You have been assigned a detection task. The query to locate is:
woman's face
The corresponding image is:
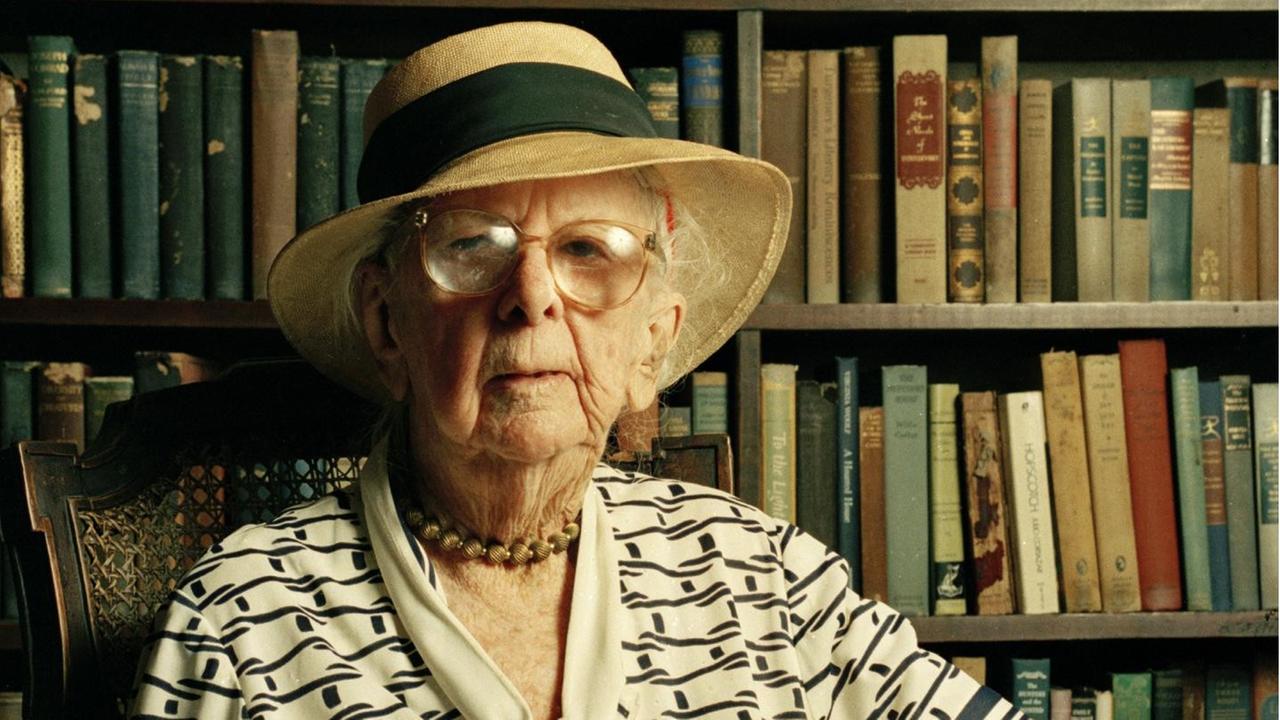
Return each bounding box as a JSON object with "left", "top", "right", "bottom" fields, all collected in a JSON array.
[{"left": 364, "top": 173, "right": 684, "bottom": 465}]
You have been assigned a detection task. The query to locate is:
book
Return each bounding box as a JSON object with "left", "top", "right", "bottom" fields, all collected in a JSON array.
[
  {"left": 952, "top": 656, "right": 986, "bottom": 685},
  {"left": 681, "top": 30, "right": 723, "bottom": 148},
  {"left": 1202, "top": 78, "right": 1260, "bottom": 301},
  {"left": 1039, "top": 351, "right": 1102, "bottom": 613},
  {"left": 1019, "top": 79, "right": 1053, "bottom": 303},
  {"left": 1253, "top": 652, "right": 1278, "bottom": 720},
  {"left": 1118, "top": 339, "right": 1182, "bottom": 610},
  {"left": 1259, "top": 78, "right": 1278, "bottom": 301},
  {"left": 159, "top": 54, "right": 205, "bottom": 300},
  {"left": 1013, "top": 658, "right": 1052, "bottom": 719},
  {"left": 84, "top": 376, "right": 134, "bottom": 445},
  {"left": 1098, "top": 691, "right": 1115, "bottom": 720},
  {"left": 1053, "top": 688, "right": 1075, "bottom": 720},
  {"left": 690, "top": 371, "right": 728, "bottom": 434},
  {"left": 1148, "top": 77, "right": 1195, "bottom": 301},
  {"left": 1111, "top": 79, "right": 1151, "bottom": 302},
  {"left": 297, "top": 56, "right": 341, "bottom": 232},
  {"left": 0, "top": 361, "right": 38, "bottom": 448},
  {"left": 946, "top": 78, "right": 984, "bottom": 303},
  {"left": 205, "top": 55, "right": 245, "bottom": 300},
  {"left": 36, "top": 362, "right": 87, "bottom": 453},
  {"left": 806, "top": 50, "right": 839, "bottom": 304},
  {"left": 1191, "top": 108, "right": 1230, "bottom": 301},
  {"left": 882, "top": 365, "right": 929, "bottom": 615},
  {"left": 72, "top": 53, "right": 112, "bottom": 298},
  {"left": 627, "top": 67, "right": 679, "bottom": 140},
  {"left": 1221, "top": 375, "right": 1260, "bottom": 610},
  {"left": 1, "top": 67, "right": 25, "bottom": 298},
  {"left": 1199, "top": 380, "right": 1234, "bottom": 611},
  {"left": 1051, "top": 81, "right": 1077, "bottom": 301},
  {"left": 1252, "top": 382, "right": 1277, "bottom": 609},
  {"left": 760, "top": 363, "right": 797, "bottom": 523},
  {"left": 1170, "top": 367, "right": 1212, "bottom": 611},
  {"left": 893, "top": 35, "right": 948, "bottom": 305},
  {"left": 961, "top": 390, "right": 1016, "bottom": 615},
  {"left": 658, "top": 406, "right": 691, "bottom": 437},
  {"left": 841, "top": 47, "right": 882, "bottom": 304},
  {"left": 116, "top": 50, "right": 161, "bottom": 300},
  {"left": 1000, "top": 391, "right": 1059, "bottom": 614},
  {"left": 981, "top": 36, "right": 1017, "bottom": 304},
  {"left": 759, "top": 50, "right": 806, "bottom": 305},
  {"left": 340, "top": 58, "right": 387, "bottom": 211},
  {"left": 250, "top": 29, "right": 299, "bottom": 299},
  {"left": 1153, "top": 670, "right": 1183, "bottom": 720},
  {"left": 27, "top": 35, "right": 77, "bottom": 298},
  {"left": 1072, "top": 78, "right": 1113, "bottom": 302},
  {"left": 836, "top": 357, "right": 860, "bottom": 588},
  {"left": 1205, "top": 664, "right": 1252, "bottom": 720},
  {"left": 796, "top": 380, "right": 837, "bottom": 550},
  {"left": 928, "top": 383, "right": 966, "bottom": 615},
  {"left": 859, "top": 406, "right": 887, "bottom": 603},
  {"left": 1184, "top": 664, "right": 1208, "bottom": 720},
  {"left": 133, "top": 351, "right": 218, "bottom": 394},
  {"left": 1075, "top": 691, "right": 1100, "bottom": 720},
  {"left": 1113, "top": 673, "right": 1154, "bottom": 720}
]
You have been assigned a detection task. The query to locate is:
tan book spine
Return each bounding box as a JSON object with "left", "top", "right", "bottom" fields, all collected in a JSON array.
[
  {"left": 806, "top": 50, "right": 840, "bottom": 304},
  {"left": 893, "top": 35, "right": 948, "bottom": 304},
  {"left": 859, "top": 406, "right": 887, "bottom": 603},
  {"left": 760, "top": 51, "right": 807, "bottom": 305},
  {"left": 841, "top": 47, "right": 882, "bottom": 304},
  {"left": 0, "top": 74, "right": 24, "bottom": 299},
  {"left": 1078, "top": 354, "right": 1143, "bottom": 612},
  {"left": 761, "top": 363, "right": 797, "bottom": 523},
  {"left": 36, "top": 361, "right": 88, "bottom": 453},
  {"left": 1019, "top": 79, "right": 1053, "bottom": 303},
  {"left": 960, "top": 391, "right": 1015, "bottom": 615},
  {"left": 1040, "top": 351, "right": 1103, "bottom": 612},
  {"left": 1073, "top": 78, "right": 1113, "bottom": 301},
  {"left": 947, "top": 79, "right": 984, "bottom": 303},
  {"left": 981, "top": 36, "right": 1017, "bottom": 304},
  {"left": 1111, "top": 80, "right": 1152, "bottom": 302},
  {"left": 1258, "top": 77, "right": 1277, "bottom": 300},
  {"left": 251, "top": 29, "right": 299, "bottom": 299},
  {"left": 1192, "top": 108, "right": 1230, "bottom": 301}
]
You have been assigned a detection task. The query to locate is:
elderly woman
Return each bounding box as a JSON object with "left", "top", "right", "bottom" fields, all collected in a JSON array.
[{"left": 131, "top": 21, "right": 1018, "bottom": 720}]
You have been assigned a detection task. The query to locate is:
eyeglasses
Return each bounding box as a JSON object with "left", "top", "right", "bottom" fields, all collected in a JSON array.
[{"left": 414, "top": 208, "right": 662, "bottom": 310}]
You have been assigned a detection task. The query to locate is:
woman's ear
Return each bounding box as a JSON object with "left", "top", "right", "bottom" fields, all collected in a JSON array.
[
  {"left": 356, "top": 263, "right": 409, "bottom": 402},
  {"left": 625, "top": 290, "right": 686, "bottom": 412}
]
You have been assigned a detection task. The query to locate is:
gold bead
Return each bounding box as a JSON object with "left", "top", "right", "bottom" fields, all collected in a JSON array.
[
  {"left": 551, "top": 533, "right": 570, "bottom": 553},
  {"left": 509, "top": 542, "right": 532, "bottom": 565},
  {"left": 485, "top": 543, "right": 510, "bottom": 563},
  {"left": 420, "top": 520, "right": 441, "bottom": 540},
  {"left": 461, "top": 538, "right": 485, "bottom": 559},
  {"left": 563, "top": 522, "right": 580, "bottom": 541},
  {"left": 530, "top": 539, "right": 552, "bottom": 561},
  {"left": 405, "top": 509, "right": 424, "bottom": 528},
  {"left": 439, "top": 529, "right": 462, "bottom": 551}
]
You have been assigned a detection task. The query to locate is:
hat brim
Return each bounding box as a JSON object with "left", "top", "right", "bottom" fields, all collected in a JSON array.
[{"left": 268, "top": 131, "right": 792, "bottom": 404}]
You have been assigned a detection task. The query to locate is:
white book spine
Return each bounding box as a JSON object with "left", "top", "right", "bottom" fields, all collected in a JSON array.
[{"left": 1000, "top": 391, "right": 1061, "bottom": 614}]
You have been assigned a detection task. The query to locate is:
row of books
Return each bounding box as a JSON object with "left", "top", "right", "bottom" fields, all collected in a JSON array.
[
  {"left": 756, "top": 340, "right": 1278, "bottom": 616},
  {"left": 761, "top": 35, "right": 1280, "bottom": 306},
  {"left": 0, "top": 29, "right": 729, "bottom": 303}
]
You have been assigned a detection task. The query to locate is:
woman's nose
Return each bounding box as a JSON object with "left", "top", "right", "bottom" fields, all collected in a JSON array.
[{"left": 495, "top": 246, "right": 564, "bottom": 325}]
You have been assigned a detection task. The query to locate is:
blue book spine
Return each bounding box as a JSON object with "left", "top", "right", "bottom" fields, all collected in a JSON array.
[
  {"left": 1199, "top": 380, "right": 1233, "bottom": 611},
  {"left": 836, "top": 356, "right": 860, "bottom": 589}
]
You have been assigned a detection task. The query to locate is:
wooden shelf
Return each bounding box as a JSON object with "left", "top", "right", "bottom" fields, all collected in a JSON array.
[
  {"left": 0, "top": 299, "right": 277, "bottom": 330},
  {"left": 107, "top": 0, "right": 1275, "bottom": 11},
  {"left": 913, "top": 610, "right": 1278, "bottom": 643},
  {"left": 744, "top": 301, "right": 1279, "bottom": 331}
]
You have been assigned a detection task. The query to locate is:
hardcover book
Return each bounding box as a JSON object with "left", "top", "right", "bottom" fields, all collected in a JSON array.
[
  {"left": 1052, "top": 688, "right": 1073, "bottom": 720},
  {"left": 1072, "top": 78, "right": 1113, "bottom": 302},
  {"left": 893, "top": 35, "right": 948, "bottom": 304},
  {"left": 1199, "top": 380, "right": 1234, "bottom": 611},
  {"left": 1019, "top": 79, "right": 1053, "bottom": 303},
  {"left": 1073, "top": 691, "right": 1099, "bottom": 720},
  {"left": 627, "top": 67, "right": 679, "bottom": 140},
  {"left": 1, "top": 70, "right": 24, "bottom": 298},
  {"left": 250, "top": 29, "right": 299, "bottom": 299},
  {"left": 836, "top": 356, "right": 860, "bottom": 586},
  {"left": 981, "top": 36, "right": 1018, "bottom": 304},
  {"left": 204, "top": 55, "right": 245, "bottom": 300},
  {"left": 961, "top": 390, "right": 1016, "bottom": 615},
  {"left": 36, "top": 361, "right": 88, "bottom": 453},
  {"left": 1170, "top": 367, "right": 1212, "bottom": 611},
  {"left": 1259, "top": 78, "right": 1278, "bottom": 301},
  {"left": 841, "top": 47, "right": 882, "bottom": 304},
  {"left": 1221, "top": 374, "right": 1260, "bottom": 610},
  {"left": 928, "top": 383, "right": 966, "bottom": 615},
  {"left": 1205, "top": 664, "right": 1251, "bottom": 720},
  {"left": 116, "top": 50, "right": 161, "bottom": 299},
  {"left": 1253, "top": 382, "right": 1277, "bottom": 609},
  {"left": 1191, "top": 108, "right": 1230, "bottom": 301},
  {"left": 759, "top": 51, "right": 806, "bottom": 305},
  {"left": 1113, "top": 673, "right": 1154, "bottom": 720},
  {"left": 27, "top": 35, "right": 77, "bottom": 298},
  {"left": 882, "top": 365, "right": 929, "bottom": 615},
  {"left": 859, "top": 406, "right": 887, "bottom": 603},
  {"left": 341, "top": 58, "right": 388, "bottom": 210},
  {"left": 946, "top": 78, "right": 984, "bottom": 303},
  {"left": 659, "top": 406, "right": 691, "bottom": 437},
  {"left": 1111, "top": 79, "right": 1151, "bottom": 302},
  {"left": 797, "top": 380, "right": 838, "bottom": 550},
  {"left": 297, "top": 57, "right": 341, "bottom": 232},
  {"left": 1152, "top": 670, "right": 1183, "bottom": 720},
  {"left": 690, "top": 371, "right": 728, "bottom": 434},
  {"left": 1013, "top": 658, "right": 1052, "bottom": 719},
  {"left": 681, "top": 30, "right": 723, "bottom": 148},
  {"left": 760, "top": 363, "right": 797, "bottom": 523},
  {"left": 1148, "top": 77, "right": 1195, "bottom": 301},
  {"left": 806, "top": 50, "right": 840, "bottom": 304},
  {"left": 1200, "top": 78, "right": 1260, "bottom": 301},
  {"left": 159, "top": 54, "right": 205, "bottom": 300},
  {"left": 0, "top": 361, "right": 39, "bottom": 448},
  {"left": 1000, "top": 391, "right": 1059, "bottom": 614},
  {"left": 72, "top": 53, "right": 112, "bottom": 298}
]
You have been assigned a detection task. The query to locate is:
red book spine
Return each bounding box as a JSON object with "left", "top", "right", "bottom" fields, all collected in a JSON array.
[{"left": 1118, "top": 339, "right": 1183, "bottom": 610}]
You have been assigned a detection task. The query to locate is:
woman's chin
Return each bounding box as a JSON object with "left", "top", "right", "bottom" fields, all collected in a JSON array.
[{"left": 479, "top": 412, "right": 592, "bottom": 465}]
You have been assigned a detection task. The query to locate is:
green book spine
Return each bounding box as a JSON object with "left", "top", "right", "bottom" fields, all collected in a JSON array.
[
  {"left": 297, "top": 57, "right": 340, "bottom": 231},
  {"left": 761, "top": 364, "right": 797, "bottom": 523},
  {"left": 1221, "top": 375, "right": 1260, "bottom": 610},
  {"left": 628, "top": 67, "right": 680, "bottom": 140},
  {"left": 658, "top": 406, "right": 691, "bottom": 437},
  {"left": 1170, "top": 367, "right": 1212, "bottom": 610},
  {"left": 203, "top": 55, "right": 244, "bottom": 300},
  {"left": 796, "top": 380, "right": 838, "bottom": 550},
  {"left": 1205, "top": 665, "right": 1252, "bottom": 720},
  {"left": 115, "top": 50, "right": 160, "bottom": 299},
  {"left": 1200, "top": 380, "right": 1234, "bottom": 611},
  {"left": 83, "top": 376, "right": 133, "bottom": 446},
  {"left": 690, "top": 371, "right": 728, "bottom": 434},
  {"left": 883, "top": 364, "right": 929, "bottom": 616},
  {"left": 0, "top": 361, "right": 38, "bottom": 448},
  {"left": 1152, "top": 669, "right": 1183, "bottom": 720},
  {"left": 340, "top": 59, "right": 386, "bottom": 210},
  {"left": 928, "top": 383, "right": 966, "bottom": 615},
  {"left": 159, "top": 55, "right": 204, "bottom": 299},
  {"left": 1012, "top": 658, "right": 1052, "bottom": 719},
  {"left": 1148, "top": 77, "right": 1194, "bottom": 300},
  {"left": 26, "top": 35, "right": 77, "bottom": 297},
  {"left": 1253, "top": 383, "right": 1278, "bottom": 609},
  {"left": 1113, "top": 673, "right": 1154, "bottom": 720},
  {"left": 681, "top": 30, "right": 723, "bottom": 148},
  {"left": 836, "top": 356, "right": 860, "bottom": 589},
  {"left": 72, "top": 53, "right": 112, "bottom": 298}
]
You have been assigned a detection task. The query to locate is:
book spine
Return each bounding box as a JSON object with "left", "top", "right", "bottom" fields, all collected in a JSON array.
[
  {"left": 1170, "top": 367, "right": 1212, "bottom": 611},
  {"left": 1118, "top": 339, "right": 1182, "bottom": 610},
  {"left": 84, "top": 376, "right": 134, "bottom": 446},
  {"left": 836, "top": 356, "right": 860, "bottom": 588},
  {"left": 116, "top": 50, "right": 161, "bottom": 299},
  {"left": 681, "top": 30, "right": 723, "bottom": 148},
  {"left": 1019, "top": 79, "right": 1053, "bottom": 302},
  {"left": 1149, "top": 77, "right": 1195, "bottom": 301},
  {"left": 961, "top": 390, "right": 1016, "bottom": 615},
  {"left": 1052, "top": 688, "right": 1074, "bottom": 720},
  {"left": 760, "top": 363, "right": 797, "bottom": 523},
  {"left": 1051, "top": 82, "right": 1077, "bottom": 301},
  {"left": 859, "top": 406, "right": 887, "bottom": 602},
  {"left": 946, "top": 78, "right": 984, "bottom": 304},
  {"left": 73, "top": 54, "right": 112, "bottom": 298},
  {"left": 1072, "top": 78, "right": 1113, "bottom": 302},
  {"left": 759, "top": 51, "right": 806, "bottom": 305},
  {"left": 628, "top": 67, "right": 680, "bottom": 141},
  {"left": 882, "top": 364, "right": 929, "bottom": 615},
  {"left": 1013, "top": 658, "right": 1053, "bottom": 719},
  {"left": 27, "top": 35, "right": 77, "bottom": 297},
  {"left": 658, "top": 406, "right": 691, "bottom": 437},
  {"left": 1221, "top": 374, "right": 1260, "bottom": 610},
  {"left": 1199, "top": 380, "right": 1234, "bottom": 611},
  {"left": 204, "top": 55, "right": 245, "bottom": 300},
  {"left": 928, "top": 383, "right": 966, "bottom": 615},
  {"left": 1112, "top": 672, "right": 1154, "bottom": 720},
  {"left": 297, "top": 56, "right": 340, "bottom": 232},
  {"left": 951, "top": 657, "right": 986, "bottom": 685},
  {"left": 1205, "top": 665, "right": 1251, "bottom": 720},
  {"left": 1073, "top": 692, "right": 1099, "bottom": 720},
  {"left": 1039, "top": 351, "right": 1102, "bottom": 612},
  {"left": 981, "top": 36, "right": 1017, "bottom": 304},
  {"left": 1079, "top": 354, "right": 1143, "bottom": 613},
  {"left": 1258, "top": 79, "right": 1278, "bottom": 301},
  {"left": 1252, "top": 383, "right": 1277, "bottom": 609},
  {"left": 251, "top": 29, "right": 299, "bottom": 299},
  {"left": 690, "top": 371, "right": 729, "bottom": 435},
  {"left": 893, "top": 35, "right": 948, "bottom": 305},
  {"left": 796, "top": 381, "right": 838, "bottom": 550},
  {"left": 806, "top": 50, "right": 839, "bottom": 304},
  {"left": 0, "top": 361, "right": 39, "bottom": 447},
  {"left": 1, "top": 74, "right": 26, "bottom": 298},
  {"left": 1000, "top": 391, "right": 1060, "bottom": 614},
  {"left": 1096, "top": 691, "right": 1113, "bottom": 720},
  {"left": 1192, "top": 108, "right": 1230, "bottom": 301},
  {"left": 841, "top": 47, "right": 881, "bottom": 304},
  {"left": 1182, "top": 664, "right": 1207, "bottom": 720},
  {"left": 1253, "top": 652, "right": 1278, "bottom": 720},
  {"left": 159, "top": 54, "right": 205, "bottom": 299},
  {"left": 1111, "top": 79, "right": 1151, "bottom": 302},
  {"left": 341, "top": 59, "right": 386, "bottom": 211},
  {"left": 1152, "top": 670, "right": 1183, "bottom": 720},
  {"left": 1225, "top": 79, "right": 1260, "bottom": 301},
  {"left": 36, "top": 362, "right": 87, "bottom": 453}
]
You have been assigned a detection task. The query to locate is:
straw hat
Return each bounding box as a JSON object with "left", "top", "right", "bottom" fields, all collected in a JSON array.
[{"left": 268, "top": 21, "right": 791, "bottom": 403}]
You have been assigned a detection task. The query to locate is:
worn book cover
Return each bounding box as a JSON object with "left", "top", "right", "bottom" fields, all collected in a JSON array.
[
  {"left": 761, "top": 364, "right": 797, "bottom": 523},
  {"left": 1192, "top": 108, "right": 1230, "bottom": 301},
  {"left": 1170, "top": 367, "right": 1212, "bottom": 611},
  {"left": 681, "top": 30, "right": 723, "bottom": 148},
  {"left": 1000, "top": 391, "right": 1060, "bottom": 614},
  {"left": 628, "top": 67, "right": 679, "bottom": 140},
  {"left": 859, "top": 406, "right": 887, "bottom": 603},
  {"left": 297, "top": 56, "right": 341, "bottom": 232},
  {"left": 1221, "top": 375, "right": 1260, "bottom": 610},
  {"left": 1019, "top": 79, "right": 1053, "bottom": 303},
  {"left": 1, "top": 69, "right": 26, "bottom": 298},
  {"left": 981, "top": 36, "right": 1017, "bottom": 303},
  {"left": 159, "top": 54, "right": 205, "bottom": 300},
  {"left": 947, "top": 78, "right": 984, "bottom": 303},
  {"left": 251, "top": 29, "right": 299, "bottom": 298},
  {"left": 806, "top": 50, "right": 840, "bottom": 304},
  {"left": 1111, "top": 79, "right": 1151, "bottom": 302},
  {"left": 928, "top": 383, "right": 966, "bottom": 615},
  {"left": 116, "top": 50, "right": 161, "bottom": 299},
  {"left": 883, "top": 365, "right": 929, "bottom": 615},
  {"left": 73, "top": 53, "right": 112, "bottom": 298},
  {"left": 1199, "top": 78, "right": 1260, "bottom": 300},
  {"left": 1258, "top": 77, "right": 1278, "bottom": 301},
  {"left": 1199, "top": 380, "right": 1234, "bottom": 611},
  {"left": 205, "top": 55, "right": 245, "bottom": 300},
  {"left": 1252, "top": 382, "right": 1277, "bottom": 609},
  {"left": 1149, "top": 77, "right": 1195, "bottom": 301},
  {"left": 796, "top": 380, "right": 837, "bottom": 550},
  {"left": 36, "top": 361, "right": 88, "bottom": 453},
  {"left": 841, "top": 47, "right": 882, "bottom": 303},
  {"left": 893, "top": 36, "right": 947, "bottom": 304},
  {"left": 759, "top": 51, "right": 806, "bottom": 305},
  {"left": 26, "top": 35, "right": 76, "bottom": 298},
  {"left": 961, "top": 390, "right": 1015, "bottom": 614}
]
